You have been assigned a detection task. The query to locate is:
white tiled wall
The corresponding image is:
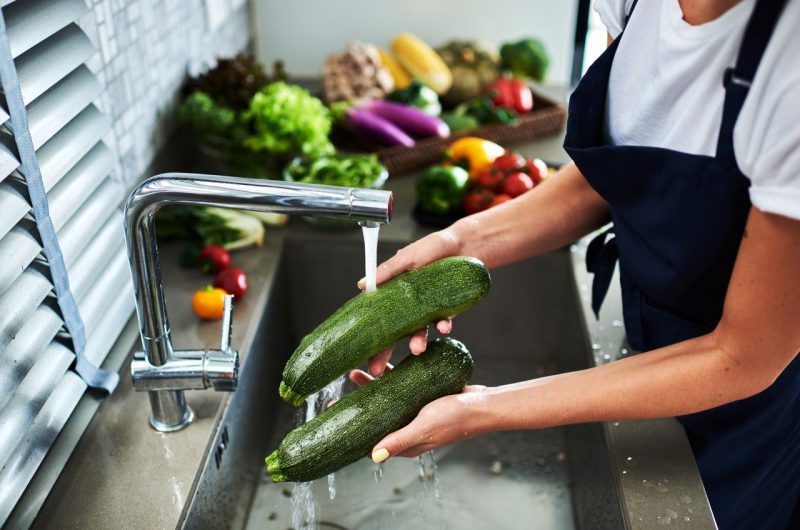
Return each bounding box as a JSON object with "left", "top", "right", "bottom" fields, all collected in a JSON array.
[{"left": 77, "top": 0, "right": 251, "bottom": 187}]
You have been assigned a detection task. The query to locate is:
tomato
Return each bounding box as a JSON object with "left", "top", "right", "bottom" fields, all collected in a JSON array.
[
  {"left": 491, "top": 152, "right": 525, "bottom": 172},
  {"left": 214, "top": 267, "right": 248, "bottom": 300},
  {"left": 463, "top": 189, "right": 495, "bottom": 214},
  {"left": 197, "top": 245, "right": 231, "bottom": 273},
  {"left": 192, "top": 286, "right": 227, "bottom": 320},
  {"left": 489, "top": 194, "right": 513, "bottom": 208},
  {"left": 524, "top": 158, "right": 548, "bottom": 185},
  {"left": 501, "top": 172, "right": 535, "bottom": 197},
  {"left": 476, "top": 168, "right": 506, "bottom": 191}
]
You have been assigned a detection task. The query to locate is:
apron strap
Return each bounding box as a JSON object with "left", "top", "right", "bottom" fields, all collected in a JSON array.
[
  {"left": 716, "top": 0, "right": 789, "bottom": 161},
  {"left": 586, "top": 227, "right": 619, "bottom": 318},
  {"left": 624, "top": 0, "right": 640, "bottom": 26}
]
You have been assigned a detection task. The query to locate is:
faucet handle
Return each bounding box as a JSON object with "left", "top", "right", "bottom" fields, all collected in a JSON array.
[{"left": 220, "top": 294, "right": 234, "bottom": 353}]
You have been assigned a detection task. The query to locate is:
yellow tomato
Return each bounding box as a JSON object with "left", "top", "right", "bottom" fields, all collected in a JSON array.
[
  {"left": 192, "top": 286, "right": 227, "bottom": 320},
  {"left": 446, "top": 137, "right": 505, "bottom": 179}
]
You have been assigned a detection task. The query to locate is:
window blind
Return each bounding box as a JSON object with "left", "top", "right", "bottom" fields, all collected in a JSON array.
[{"left": 0, "top": 0, "right": 135, "bottom": 524}]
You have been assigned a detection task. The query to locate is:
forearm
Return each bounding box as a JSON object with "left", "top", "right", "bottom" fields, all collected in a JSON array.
[
  {"left": 448, "top": 162, "right": 610, "bottom": 268},
  {"left": 471, "top": 331, "right": 767, "bottom": 432}
]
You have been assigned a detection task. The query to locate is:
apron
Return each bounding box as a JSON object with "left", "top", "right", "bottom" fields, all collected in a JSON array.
[{"left": 563, "top": 0, "right": 800, "bottom": 528}]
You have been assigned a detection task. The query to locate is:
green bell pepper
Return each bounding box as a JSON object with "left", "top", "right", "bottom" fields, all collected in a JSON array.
[{"left": 416, "top": 165, "right": 469, "bottom": 215}]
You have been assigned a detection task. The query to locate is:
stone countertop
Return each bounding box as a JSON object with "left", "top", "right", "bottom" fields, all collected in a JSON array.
[{"left": 33, "top": 96, "right": 715, "bottom": 529}]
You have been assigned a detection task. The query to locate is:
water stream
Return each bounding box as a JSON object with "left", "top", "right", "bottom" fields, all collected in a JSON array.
[
  {"left": 362, "top": 224, "right": 380, "bottom": 293},
  {"left": 288, "top": 225, "right": 381, "bottom": 526}
]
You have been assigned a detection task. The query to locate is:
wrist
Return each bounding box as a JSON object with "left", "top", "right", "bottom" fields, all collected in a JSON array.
[
  {"left": 459, "top": 386, "right": 500, "bottom": 436},
  {"left": 447, "top": 216, "right": 482, "bottom": 259}
]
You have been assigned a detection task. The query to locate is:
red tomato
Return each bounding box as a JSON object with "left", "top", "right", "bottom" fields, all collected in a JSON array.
[
  {"left": 214, "top": 267, "right": 248, "bottom": 299},
  {"left": 489, "top": 194, "right": 513, "bottom": 208},
  {"left": 197, "top": 245, "right": 231, "bottom": 274},
  {"left": 463, "top": 190, "right": 495, "bottom": 214},
  {"left": 524, "top": 158, "right": 549, "bottom": 185},
  {"left": 476, "top": 168, "right": 506, "bottom": 191},
  {"left": 491, "top": 152, "right": 525, "bottom": 172},
  {"left": 501, "top": 172, "right": 535, "bottom": 197}
]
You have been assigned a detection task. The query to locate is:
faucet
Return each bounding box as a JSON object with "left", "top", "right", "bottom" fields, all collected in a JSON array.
[{"left": 124, "top": 173, "right": 393, "bottom": 432}]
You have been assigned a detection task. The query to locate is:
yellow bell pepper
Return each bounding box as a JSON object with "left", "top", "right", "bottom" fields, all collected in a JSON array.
[{"left": 446, "top": 137, "right": 506, "bottom": 179}]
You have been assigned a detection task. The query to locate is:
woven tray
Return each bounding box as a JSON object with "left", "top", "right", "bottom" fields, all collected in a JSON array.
[{"left": 331, "top": 89, "right": 566, "bottom": 175}]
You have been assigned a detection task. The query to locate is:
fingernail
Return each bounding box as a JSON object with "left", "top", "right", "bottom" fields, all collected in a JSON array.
[
  {"left": 372, "top": 448, "right": 390, "bottom": 463},
  {"left": 357, "top": 277, "right": 365, "bottom": 284}
]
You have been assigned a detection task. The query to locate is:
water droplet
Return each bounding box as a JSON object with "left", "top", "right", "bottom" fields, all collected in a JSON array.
[
  {"left": 570, "top": 244, "right": 579, "bottom": 253},
  {"left": 620, "top": 348, "right": 629, "bottom": 355},
  {"left": 657, "top": 515, "right": 672, "bottom": 525},
  {"left": 612, "top": 319, "right": 623, "bottom": 328},
  {"left": 626, "top": 456, "right": 633, "bottom": 461},
  {"left": 684, "top": 516, "right": 691, "bottom": 522},
  {"left": 612, "top": 422, "right": 620, "bottom": 427},
  {"left": 622, "top": 470, "right": 628, "bottom": 475},
  {"left": 603, "top": 353, "right": 611, "bottom": 361}
]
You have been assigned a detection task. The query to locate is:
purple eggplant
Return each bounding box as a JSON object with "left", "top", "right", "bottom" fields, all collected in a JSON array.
[
  {"left": 360, "top": 100, "right": 450, "bottom": 139},
  {"left": 347, "top": 107, "right": 415, "bottom": 147}
]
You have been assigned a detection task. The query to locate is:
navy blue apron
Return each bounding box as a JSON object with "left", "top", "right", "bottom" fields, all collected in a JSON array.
[{"left": 563, "top": 0, "right": 800, "bottom": 528}]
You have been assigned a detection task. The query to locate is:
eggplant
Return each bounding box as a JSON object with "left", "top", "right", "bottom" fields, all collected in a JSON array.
[
  {"left": 360, "top": 100, "right": 450, "bottom": 139},
  {"left": 347, "top": 108, "right": 415, "bottom": 147}
]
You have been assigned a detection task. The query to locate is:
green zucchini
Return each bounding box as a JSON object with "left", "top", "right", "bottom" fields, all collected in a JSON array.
[
  {"left": 266, "top": 337, "right": 473, "bottom": 482},
  {"left": 279, "top": 256, "right": 490, "bottom": 406}
]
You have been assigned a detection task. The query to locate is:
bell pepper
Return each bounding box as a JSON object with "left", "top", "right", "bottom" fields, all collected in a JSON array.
[
  {"left": 485, "top": 77, "right": 533, "bottom": 114},
  {"left": 446, "top": 137, "right": 506, "bottom": 179},
  {"left": 416, "top": 165, "right": 469, "bottom": 215}
]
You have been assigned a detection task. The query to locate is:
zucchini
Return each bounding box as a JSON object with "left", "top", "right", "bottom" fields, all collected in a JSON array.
[
  {"left": 279, "top": 256, "right": 490, "bottom": 406},
  {"left": 266, "top": 337, "right": 473, "bottom": 482}
]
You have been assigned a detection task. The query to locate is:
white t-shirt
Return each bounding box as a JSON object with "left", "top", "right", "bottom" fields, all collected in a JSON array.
[{"left": 593, "top": 0, "right": 800, "bottom": 220}]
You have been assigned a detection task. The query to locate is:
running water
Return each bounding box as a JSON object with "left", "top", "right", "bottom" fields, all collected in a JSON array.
[
  {"left": 362, "top": 223, "right": 380, "bottom": 293},
  {"left": 418, "top": 451, "right": 442, "bottom": 502},
  {"left": 290, "top": 375, "right": 346, "bottom": 530},
  {"left": 290, "top": 225, "right": 380, "bottom": 523},
  {"left": 321, "top": 377, "right": 345, "bottom": 500},
  {"left": 291, "top": 482, "right": 318, "bottom": 530}
]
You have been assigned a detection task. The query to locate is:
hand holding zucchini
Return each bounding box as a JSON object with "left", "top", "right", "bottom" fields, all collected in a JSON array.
[
  {"left": 279, "top": 256, "right": 490, "bottom": 406},
  {"left": 266, "top": 337, "right": 473, "bottom": 483}
]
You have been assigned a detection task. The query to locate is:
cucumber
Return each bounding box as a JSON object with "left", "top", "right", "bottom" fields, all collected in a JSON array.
[
  {"left": 266, "top": 337, "right": 473, "bottom": 482},
  {"left": 279, "top": 256, "right": 490, "bottom": 406}
]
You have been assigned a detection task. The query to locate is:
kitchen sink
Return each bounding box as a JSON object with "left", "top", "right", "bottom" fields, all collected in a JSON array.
[{"left": 179, "top": 239, "right": 625, "bottom": 530}]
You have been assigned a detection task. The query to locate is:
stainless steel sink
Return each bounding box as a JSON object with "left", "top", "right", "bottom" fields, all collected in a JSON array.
[{"left": 179, "top": 240, "right": 626, "bottom": 530}]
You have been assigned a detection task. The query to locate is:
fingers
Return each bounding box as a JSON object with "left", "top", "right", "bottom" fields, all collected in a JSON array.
[
  {"left": 436, "top": 317, "right": 453, "bottom": 335},
  {"left": 348, "top": 369, "right": 373, "bottom": 387},
  {"left": 409, "top": 327, "right": 429, "bottom": 355},
  {"left": 357, "top": 231, "right": 459, "bottom": 290},
  {"left": 371, "top": 423, "right": 419, "bottom": 463},
  {"left": 367, "top": 348, "right": 393, "bottom": 376}
]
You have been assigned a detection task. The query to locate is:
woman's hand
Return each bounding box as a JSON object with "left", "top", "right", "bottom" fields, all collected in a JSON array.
[
  {"left": 368, "top": 385, "right": 490, "bottom": 461},
  {"left": 356, "top": 228, "right": 462, "bottom": 375}
]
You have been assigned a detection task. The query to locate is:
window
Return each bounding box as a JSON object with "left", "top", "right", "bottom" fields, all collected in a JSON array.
[{"left": 0, "top": 0, "right": 134, "bottom": 523}]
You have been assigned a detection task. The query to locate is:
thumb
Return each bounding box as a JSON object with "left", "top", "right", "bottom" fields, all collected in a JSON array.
[{"left": 371, "top": 425, "right": 417, "bottom": 463}]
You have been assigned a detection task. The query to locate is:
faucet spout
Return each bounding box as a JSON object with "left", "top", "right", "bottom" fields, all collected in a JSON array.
[{"left": 124, "top": 173, "right": 392, "bottom": 432}]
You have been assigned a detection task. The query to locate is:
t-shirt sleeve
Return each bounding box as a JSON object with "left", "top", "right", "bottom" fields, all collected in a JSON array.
[
  {"left": 734, "top": 10, "right": 800, "bottom": 221},
  {"left": 593, "top": 0, "right": 637, "bottom": 40}
]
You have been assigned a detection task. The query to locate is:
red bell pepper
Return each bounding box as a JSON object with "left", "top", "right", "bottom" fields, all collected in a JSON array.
[{"left": 485, "top": 77, "right": 533, "bottom": 114}]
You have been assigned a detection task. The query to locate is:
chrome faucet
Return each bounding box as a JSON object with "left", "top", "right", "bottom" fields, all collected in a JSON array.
[{"left": 124, "top": 173, "right": 393, "bottom": 432}]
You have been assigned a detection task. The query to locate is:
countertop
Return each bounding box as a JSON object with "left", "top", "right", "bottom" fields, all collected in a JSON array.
[{"left": 32, "top": 93, "right": 715, "bottom": 529}]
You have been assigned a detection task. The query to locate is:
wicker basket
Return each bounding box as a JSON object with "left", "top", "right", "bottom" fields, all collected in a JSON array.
[{"left": 331, "top": 89, "right": 566, "bottom": 175}]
